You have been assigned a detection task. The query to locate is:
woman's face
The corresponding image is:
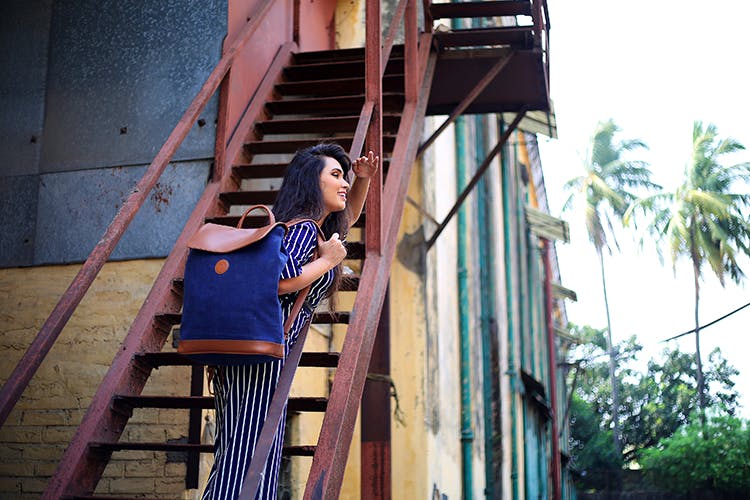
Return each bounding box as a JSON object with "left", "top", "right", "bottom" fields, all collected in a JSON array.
[{"left": 319, "top": 156, "right": 350, "bottom": 215}]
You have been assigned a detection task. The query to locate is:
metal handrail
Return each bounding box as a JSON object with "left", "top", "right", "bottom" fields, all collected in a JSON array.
[
  {"left": 349, "top": 100, "right": 376, "bottom": 161},
  {"left": 532, "top": 0, "right": 551, "bottom": 85},
  {"left": 0, "top": 0, "right": 277, "bottom": 428}
]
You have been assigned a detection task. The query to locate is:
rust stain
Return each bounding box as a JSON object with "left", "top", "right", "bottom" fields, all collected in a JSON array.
[{"left": 151, "top": 182, "right": 173, "bottom": 213}]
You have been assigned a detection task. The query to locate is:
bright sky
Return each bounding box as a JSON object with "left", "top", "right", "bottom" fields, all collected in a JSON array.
[{"left": 536, "top": 0, "right": 750, "bottom": 417}]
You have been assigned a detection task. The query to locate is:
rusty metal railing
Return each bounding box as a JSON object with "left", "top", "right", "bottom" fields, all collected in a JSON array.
[
  {"left": 0, "top": 0, "right": 277, "bottom": 428},
  {"left": 532, "top": 0, "right": 551, "bottom": 87}
]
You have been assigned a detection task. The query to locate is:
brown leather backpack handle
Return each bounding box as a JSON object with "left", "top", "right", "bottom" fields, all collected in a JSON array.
[{"left": 237, "top": 205, "right": 275, "bottom": 229}]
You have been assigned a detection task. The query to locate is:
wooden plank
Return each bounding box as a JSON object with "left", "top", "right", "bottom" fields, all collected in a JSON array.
[
  {"left": 434, "top": 26, "right": 532, "bottom": 48},
  {"left": 430, "top": 0, "right": 532, "bottom": 19}
]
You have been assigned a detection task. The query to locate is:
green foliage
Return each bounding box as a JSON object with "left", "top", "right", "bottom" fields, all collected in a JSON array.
[
  {"left": 619, "top": 347, "right": 739, "bottom": 460},
  {"left": 640, "top": 415, "right": 750, "bottom": 495},
  {"left": 566, "top": 322, "right": 740, "bottom": 482},
  {"left": 568, "top": 394, "right": 620, "bottom": 490}
]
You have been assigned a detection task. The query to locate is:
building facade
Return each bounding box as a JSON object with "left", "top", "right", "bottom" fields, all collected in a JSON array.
[{"left": 0, "top": 0, "right": 574, "bottom": 498}]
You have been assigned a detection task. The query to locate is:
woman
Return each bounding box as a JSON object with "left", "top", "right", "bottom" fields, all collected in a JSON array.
[{"left": 202, "top": 143, "right": 379, "bottom": 499}]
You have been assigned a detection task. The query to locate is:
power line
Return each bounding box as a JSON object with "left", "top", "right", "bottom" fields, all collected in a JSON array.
[{"left": 661, "top": 301, "right": 750, "bottom": 343}]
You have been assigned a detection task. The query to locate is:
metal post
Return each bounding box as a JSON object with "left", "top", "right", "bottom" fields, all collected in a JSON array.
[{"left": 365, "top": 0, "right": 383, "bottom": 254}]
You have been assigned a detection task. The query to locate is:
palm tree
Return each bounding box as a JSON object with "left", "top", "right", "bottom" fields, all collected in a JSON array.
[
  {"left": 627, "top": 121, "right": 750, "bottom": 423},
  {"left": 563, "top": 119, "right": 659, "bottom": 457}
]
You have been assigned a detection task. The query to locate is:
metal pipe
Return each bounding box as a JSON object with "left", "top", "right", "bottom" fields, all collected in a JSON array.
[
  {"left": 542, "top": 239, "right": 562, "bottom": 500},
  {"left": 475, "top": 114, "right": 496, "bottom": 497},
  {"left": 500, "top": 118, "right": 520, "bottom": 500},
  {"left": 455, "top": 114, "right": 474, "bottom": 500}
]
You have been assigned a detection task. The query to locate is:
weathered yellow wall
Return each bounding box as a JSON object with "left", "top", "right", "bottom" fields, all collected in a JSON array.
[
  {"left": 421, "top": 117, "right": 464, "bottom": 498},
  {"left": 0, "top": 260, "right": 193, "bottom": 499},
  {"left": 335, "top": 0, "right": 365, "bottom": 48},
  {"left": 390, "top": 154, "right": 429, "bottom": 499}
]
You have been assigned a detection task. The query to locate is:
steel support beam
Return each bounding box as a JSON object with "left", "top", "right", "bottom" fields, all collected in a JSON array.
[
  {"left": 361, "top": 288, "right": 391, "bottom": 500},
  {"left": 426, "top": 109, "right": 527, "bottom": 249}
]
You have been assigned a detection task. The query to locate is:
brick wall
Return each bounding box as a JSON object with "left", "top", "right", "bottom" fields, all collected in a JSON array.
[{"left": 0, "top": 260, "right": 194, "bottom": 499}]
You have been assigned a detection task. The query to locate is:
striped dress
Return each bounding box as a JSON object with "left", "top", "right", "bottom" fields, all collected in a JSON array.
[{"left": 202, "top": 221, "right": 335, "bottom": 500}]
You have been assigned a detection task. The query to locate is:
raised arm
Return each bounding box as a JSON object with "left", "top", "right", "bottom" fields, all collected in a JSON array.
[{"left": 346, "top": 150, "right": 380, "bottom": 227}]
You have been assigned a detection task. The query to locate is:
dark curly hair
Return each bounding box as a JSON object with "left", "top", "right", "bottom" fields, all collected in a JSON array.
[{"left": 273, "top": 143, "right": 352, "bottom": 298}]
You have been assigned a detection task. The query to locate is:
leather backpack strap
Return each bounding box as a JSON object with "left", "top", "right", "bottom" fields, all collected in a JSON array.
[{"left": 284, "top": 284, "right": 311, "bottom": 336}]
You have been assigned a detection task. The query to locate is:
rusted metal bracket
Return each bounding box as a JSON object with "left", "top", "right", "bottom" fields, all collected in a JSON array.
[
  {"left": 425, "top": 109, "right": 527, "bottom": 250},
  {"left": 416, "top": 51, "right": 516, "bottom": 160}
]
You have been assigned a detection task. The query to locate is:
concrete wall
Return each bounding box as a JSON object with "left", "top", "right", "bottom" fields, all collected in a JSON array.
[{"left": 0, "top": 260, "right": 194, "bottom": 499}]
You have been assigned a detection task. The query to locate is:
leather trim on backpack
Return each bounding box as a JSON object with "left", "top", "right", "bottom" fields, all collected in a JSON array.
[{"left": 177, "top": 339, "right": 284, "bottom": 359}]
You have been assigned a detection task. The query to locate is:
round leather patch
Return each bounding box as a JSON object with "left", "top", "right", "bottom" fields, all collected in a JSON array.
[{"left": 214, "top": 259, "right": 230, "bottom": 275}]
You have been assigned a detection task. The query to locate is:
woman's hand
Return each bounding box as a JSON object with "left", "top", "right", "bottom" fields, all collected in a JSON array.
[
  {"left": 278, "top": 233, "right": 347, "bottom": 295},
  {"left": 352, "top": 150, "right": 380, "bottom": 179},
  {"left": 318, "top": 232, "right": 347, "bottom": 267}
]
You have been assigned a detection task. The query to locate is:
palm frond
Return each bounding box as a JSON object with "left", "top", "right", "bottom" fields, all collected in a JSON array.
[{"left": 636, "top": 121, "right": 750, "bottom": 286}]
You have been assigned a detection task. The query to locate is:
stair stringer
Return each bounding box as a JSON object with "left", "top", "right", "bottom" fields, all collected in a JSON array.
[
  {"left": 42, "top": 43, "right": 297, "bottom": 500},
  {"left": 304, "top": 37, "right": 437, "bottom": 500}
]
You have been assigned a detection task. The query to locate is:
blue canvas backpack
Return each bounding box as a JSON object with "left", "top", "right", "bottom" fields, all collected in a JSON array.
[{"left": 178, "top": 205, "right": 317, "bottom": 365}]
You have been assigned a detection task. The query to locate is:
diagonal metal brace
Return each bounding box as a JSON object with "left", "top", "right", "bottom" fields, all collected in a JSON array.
[
  {"left": 426, "top": 109, "right": 527, "bottom": 250},
  {"left": 416, "top": 51, "right": 516, "bottom": 159}
]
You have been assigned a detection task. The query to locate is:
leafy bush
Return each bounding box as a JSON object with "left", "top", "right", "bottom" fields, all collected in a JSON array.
[{"left": 640, "top": 415, "right": 750, "bottom": 495}]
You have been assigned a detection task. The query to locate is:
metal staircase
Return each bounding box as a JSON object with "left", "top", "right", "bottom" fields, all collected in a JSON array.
[
  {"left": 39, "top": 38, "right": 433, "bottom": 498},
  {"left": 0, "top": 1, "right": 552, "bottom": 498}
]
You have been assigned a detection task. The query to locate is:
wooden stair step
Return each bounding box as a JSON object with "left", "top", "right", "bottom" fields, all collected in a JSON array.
[
  {"left": 265, "top": 94, "right": 405, "bottom": 115},
  {"left": 135, "top": 351, "right": 340, "bottom": 368},
  {"left": 434, "top": 26, "right": 533, "bottom": 48},
  {"left": 275, "top": 74, "right": 405, "bottom": 97},
  {"left": 205, "top": 213, "right": 366, "bottom": 229},
  {"left": 232, "top": 161, "right": 389, "bottom": 179},
  {"left": 112, "top": 395, "right": 328, "bottom": 412},
  {"left": 256, "top": 114, "right": 401, "bottom": 135},
  {"left": 340, "top": 274, "right": 360, "bottom": 291},
  {"left": 89, "top": 441, "right": 315, "bottom": 456},
  {"left": 430, "top": 0, "right": 532, "bottom": 19},
  {"left": 244, "top": 137, "right": 353, "bottom": 155},
  {"left": 244, "top": 136, "right": 396, "bottom": 155},
  {"left": 63, "top": 496, "right": 163, "bottom": 500},
  {"left": 292, "top": 45, "right": 404, "bottom": 64},
  {"left": 292, "top": 45, "right": 403, "bottom": 64},
  {"left": 283, "top": 58, "right": 404, "bottom": 81},
  {"left": 153, "top": 311, "right": 351, "bottom": 328},
  {"left": 232, "top": 162, "right": 287, "bottom": 179},
  {"left": 219, "top": 189, "right": 277, "bottom": 205},
  {"left": 292, "top": 46, "right": 367, "bottom": 64}
]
